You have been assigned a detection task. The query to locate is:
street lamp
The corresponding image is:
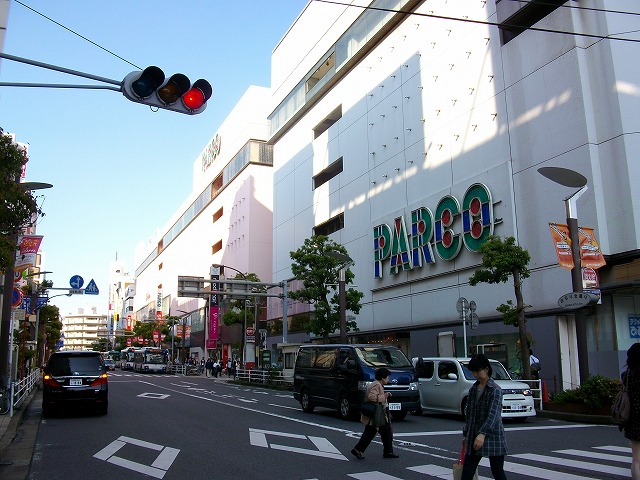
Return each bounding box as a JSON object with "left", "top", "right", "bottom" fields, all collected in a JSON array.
[
  {"left": 0, "top": 181, "right": 52, "bottom": 398},
  {"left": 326, "top": 251, "right": 354, "bottom": 343},
  {"left": 538, "top": 166, "right": 589, "bottom": 382}
]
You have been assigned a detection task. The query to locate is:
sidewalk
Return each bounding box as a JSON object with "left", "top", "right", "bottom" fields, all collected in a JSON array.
[{"left": 0, "top": 385, "right": 40, "bottom": 480}]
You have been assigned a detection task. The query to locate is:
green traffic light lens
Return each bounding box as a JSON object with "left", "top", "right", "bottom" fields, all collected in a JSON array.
[{"left": 131, "top": 66, "right": 164, "bottom": 99}]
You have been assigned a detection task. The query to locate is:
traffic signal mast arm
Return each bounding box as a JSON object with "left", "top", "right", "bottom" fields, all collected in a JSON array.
[{"left": 0, "top": 54, "right": 212, "bottom": 114}]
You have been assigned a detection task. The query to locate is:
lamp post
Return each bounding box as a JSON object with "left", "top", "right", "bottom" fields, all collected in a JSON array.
[
  {"left": 538, "top": 166, "right": 589, "bottom": 383},
  {"left": 325, "top": 251, "right": 354, "bottom": 344},
  {"left": 175, "top": 309, "right": 190, "bottom": 363},
  {"left": 0, "top": 181, "right": 52, "bottom": 399},
  {"left": 211, "top": 264, "right": 249, "bottom": 364}
]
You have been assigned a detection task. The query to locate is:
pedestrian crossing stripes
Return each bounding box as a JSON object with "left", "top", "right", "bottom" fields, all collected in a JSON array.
[{"left": 344, "top": 445, "right": 629, "bottom": 480}]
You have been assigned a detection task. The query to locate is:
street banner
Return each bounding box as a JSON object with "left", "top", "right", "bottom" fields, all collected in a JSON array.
[
  {"left": 14, "top": 235, "right": 43, "bottom": 272},
  {"left": 578, "top": 227, "right": 606, "bottom": 268},
  {"left": 549, "top": 223, "right": 574, "bottom": 269}
]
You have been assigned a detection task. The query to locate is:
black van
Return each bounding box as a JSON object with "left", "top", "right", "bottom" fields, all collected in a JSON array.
[{"left": 293, "top": 344, "right": 419, "bottom": 421}]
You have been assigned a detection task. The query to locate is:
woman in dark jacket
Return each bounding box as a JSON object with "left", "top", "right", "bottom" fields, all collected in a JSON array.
[
  {"left": 351, "top": 367, "right": 398, "bottom": 459},
  {"left": 623, "top": 342, "right": 640, "bottom": 479},
  {"left": 461, "top": 354, "right": 508, "bottom": 480}
]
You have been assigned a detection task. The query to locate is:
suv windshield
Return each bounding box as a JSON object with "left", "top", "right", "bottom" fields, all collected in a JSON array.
[
  {"left": 460, "top": 360, "right": 512, "bottom": 381},
  {"left": 355, "top": 346, "right": 412, "bottom": 367},
  {"left": 48, "top": 355, "right": 103, "bottom": 376}
]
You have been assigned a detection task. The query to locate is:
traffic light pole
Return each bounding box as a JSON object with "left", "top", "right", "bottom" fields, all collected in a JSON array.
[{"left": 0, "top": 52, "right": 121, "bottom": 90}]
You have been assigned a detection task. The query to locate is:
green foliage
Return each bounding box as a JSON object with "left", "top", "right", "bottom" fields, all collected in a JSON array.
[
  {"left": 549, "top": 375, "right": 621, "bottom": 408},
  {"left": 468, "top": 235, "right": 533, "bottom": 379},
  {"left": 40, "top": 304, "right": 62, "bottom": 353},
  {"left": 289, "top": 235, "right": 364, "bottom": 342},
  {"left": 0, "top": 128, "right": 41, "bottom": 271}
]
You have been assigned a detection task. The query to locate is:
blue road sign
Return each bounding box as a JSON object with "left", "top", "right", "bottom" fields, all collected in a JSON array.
[
  {"left": 70, "top": 275, "right": 84, "bottom": 289},
  {"left": 85, "top": 279, "right": 99, "bottom": 295}
]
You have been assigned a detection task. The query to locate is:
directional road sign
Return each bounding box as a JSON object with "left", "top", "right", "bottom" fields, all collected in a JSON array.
[{"left": 70, "top": 275, "right": 84, "bottom": 289}]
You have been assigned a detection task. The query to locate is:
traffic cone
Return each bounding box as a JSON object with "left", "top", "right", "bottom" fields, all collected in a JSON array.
[{"left": 542, "top": 380, "right": 549, "bottom": 403}]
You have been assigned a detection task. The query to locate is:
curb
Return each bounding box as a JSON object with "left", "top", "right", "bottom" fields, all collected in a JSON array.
[{"left": 536, "top": 408, "right": 613, "bottom": 425}]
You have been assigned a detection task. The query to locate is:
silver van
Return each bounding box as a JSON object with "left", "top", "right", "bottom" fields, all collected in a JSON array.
[{"left": 412, "top": 357, "right": 536, "bottom": 420}]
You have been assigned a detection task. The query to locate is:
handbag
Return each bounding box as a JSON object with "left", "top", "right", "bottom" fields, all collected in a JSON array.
[
  {"left": 360, "top": 401, "right": 386, "bottom": 427},
  {"left": 452, "top": 444, "right": 479, "bottom": 480},
  {"left": 612, "top": 371, "right": 631, "bottom": 425}
]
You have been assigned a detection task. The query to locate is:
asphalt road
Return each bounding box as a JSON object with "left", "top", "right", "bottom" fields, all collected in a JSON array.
[{"left": 0, "top": 372, "right": 631, "bottom": 480}]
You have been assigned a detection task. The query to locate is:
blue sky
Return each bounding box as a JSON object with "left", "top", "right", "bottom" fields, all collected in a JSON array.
[{"left": 0, "top": 0, "right": 308, "bottom": 315}]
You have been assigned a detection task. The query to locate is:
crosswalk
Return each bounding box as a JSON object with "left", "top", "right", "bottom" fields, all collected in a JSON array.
[{"left": 344, "top": 445, "right": 630, "bottom": 480}]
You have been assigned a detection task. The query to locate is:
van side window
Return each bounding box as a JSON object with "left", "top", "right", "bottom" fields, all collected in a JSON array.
[
  {"left": 296, "top": 349, "right": 315, "bottom": 368},
  {"left": 339, "top": 349, "right": 354, "bottom": 366},
  {"left": 314, "top": 349, "right": 337, "bottom": 369},
  {"left": 438, "top": 361, "right": 457, "bottom": 380},
  {"left": 415, "top": 360, "right": 434, "bottom": 379}
]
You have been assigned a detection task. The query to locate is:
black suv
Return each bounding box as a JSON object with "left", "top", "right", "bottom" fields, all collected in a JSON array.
[{"left": 42, "top": 350, "right": 108, "bottom": 416}]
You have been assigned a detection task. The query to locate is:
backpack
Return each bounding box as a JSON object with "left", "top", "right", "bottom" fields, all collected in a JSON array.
[
  {"left": 531, "top": 361, "right": 541, "bottom": 371},
  {"left": 611, "top": 371, "right": 631, "bottom": 425}
]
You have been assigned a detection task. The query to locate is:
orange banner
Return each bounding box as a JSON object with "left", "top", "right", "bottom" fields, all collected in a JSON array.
[
  {"left": 578, "top": 227, "right": 606, "bottom": 268},
  {"left": 549, "top": 223, "right": 574, "bottom": 270}
]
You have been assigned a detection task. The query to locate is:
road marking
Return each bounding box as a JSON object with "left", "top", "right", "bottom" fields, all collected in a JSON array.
[
  {"left": 249, "top": 428, "right": 347, "bottom": 460},
  {"left": 348, "top": 471, "right": 404, "bottom": 479},
  {"left": 138, "top": 393, "right": 169, "bottom": 399},
  {"left": 509, "top": 453, "right": 628, "bottom": 477},
  {"left": 555, "top": 448, "right": 629, "bottom": 463},
  {"left": 93, "top": 435, "right": 180, "bottom": 479},
  {"left": 394, "top": 424, "right": 602, "bottom": 438}
]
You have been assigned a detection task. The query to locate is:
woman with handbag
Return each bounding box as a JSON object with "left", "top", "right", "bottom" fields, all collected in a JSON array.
[
  {"left": 461, "top": 354, "right": 507, "bottom": 480},
  {"left": 351, "top": 367, "right": 399, "bottom": 460},
  {"left": 622, "top": 343, "right": 640, "bottom": 479}
]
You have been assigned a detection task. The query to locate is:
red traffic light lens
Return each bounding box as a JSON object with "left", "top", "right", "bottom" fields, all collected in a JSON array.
[
  {"left": 131, "top": 66, "right": 164, "bottom": 99},
  {"left": 183, "top": 88, "right": 205, "bottom": 110},
  {"left": 182, "top": 79, "right": 212, "bottom": 111},
  {"left": 158, "top": 74, "right": 190, "bottom": 105}
]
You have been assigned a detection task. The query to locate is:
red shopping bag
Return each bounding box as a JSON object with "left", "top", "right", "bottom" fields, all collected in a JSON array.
[{"left": 453, "top": 443, "right": 478, "bottom": 480}]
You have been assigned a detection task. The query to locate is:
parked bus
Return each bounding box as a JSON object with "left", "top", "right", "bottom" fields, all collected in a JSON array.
[
  {"left": 121, "top": 347, "right": 136, "bottom": 370},
  {"left": 133, "top": 347, "right": 170, "bottom": 373},
  {"left": 106, "top": 350, "right": 121, "bottom": 364}
]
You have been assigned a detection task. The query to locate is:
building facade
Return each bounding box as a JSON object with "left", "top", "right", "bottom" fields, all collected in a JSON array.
[
  {"left": 132, "top": 86, "right": 274, "bottom": 365},
  {"left": 267, "top": 0, "right": 640, "bottom": 390},
  {"left": 61, "top": 307, "right": 108, "bottom": 350}
]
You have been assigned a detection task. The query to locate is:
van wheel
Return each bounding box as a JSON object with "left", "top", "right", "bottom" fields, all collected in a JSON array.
[
  {"left": 338, "top": 395, "right": 351, "bottom": 420},
  {"left": 391, "top": 410, "right": 407, "bottom": 421},
  {"left": 301, "top": 389, "right": 314, "bottom": 413}
]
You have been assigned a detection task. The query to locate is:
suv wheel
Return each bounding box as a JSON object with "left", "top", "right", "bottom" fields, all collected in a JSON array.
[
  {"left": 338, "top": 394, "right": 351, "bottom": 420},
  {"left": 301, "top": 389, "right": 314, "bottom": 413}
]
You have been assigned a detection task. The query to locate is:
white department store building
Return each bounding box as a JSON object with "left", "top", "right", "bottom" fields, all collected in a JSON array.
[{"left": 267, "top": 0, "right": 640, "bottom": 390}]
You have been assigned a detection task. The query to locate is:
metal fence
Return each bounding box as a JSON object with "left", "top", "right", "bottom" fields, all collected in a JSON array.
[
  {"left": 0, "top": 369, "right": 41, "bottom": 416},
  {"left": 235, "top": 368, "right": 292, "bottom": 387},
  {"left": 517, "top": 379, "right": 544, "bottom": 410}
]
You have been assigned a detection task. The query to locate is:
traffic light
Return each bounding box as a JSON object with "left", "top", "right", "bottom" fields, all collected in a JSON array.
[{"left": 122, "top": 66, "right": 212, "bottom": 115}]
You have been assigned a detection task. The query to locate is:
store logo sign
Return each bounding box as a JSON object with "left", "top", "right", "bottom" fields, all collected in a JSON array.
[{"left": 373, "top": 183, "right": 496, "bottom": 278}]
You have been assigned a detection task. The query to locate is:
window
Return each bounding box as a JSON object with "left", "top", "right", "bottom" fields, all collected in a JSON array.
[
  {"left": 314, "top": 349, "right": 337, "bottom": 369},
  {"left": 313, "top": 105, "right": 342, "bottom": 139},
  {"left": 314, "top": 213, "right": 344, "bottom": 236},
  {"left": 211, "top": 240, "right": 222, "bottom": 255},
  {"left": 438, "top": 361, "right": 458, "bottom": 380},
  {"left": 496, "top": 0, "right": 565, "bottom": 44},
  {"left": 213, "top": 207, "right": 223, "bottom": 223},
  {"left": 415, "top": 359, "right": 434, "bottom": 379},
  {"left": 306, "top": 52, "right": 336, "bottom": 97},
  {"left": 313, "top": 157, "right": 343, "bottom": 190}
]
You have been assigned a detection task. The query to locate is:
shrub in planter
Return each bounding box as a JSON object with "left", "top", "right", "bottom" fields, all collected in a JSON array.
[{"left": 548, "top": 375, "right": 620, "bottom": 408}]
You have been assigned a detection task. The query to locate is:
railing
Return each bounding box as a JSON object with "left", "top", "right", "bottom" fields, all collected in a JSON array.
[
  {"left": 235, "top": 368, "right": 293, "bottom": 388},
  {"left": 517, "top": 379, "right": 544, "bottom": 411},
  {"left": 0, "top": 369, "right": 41, "bottom": 416}
]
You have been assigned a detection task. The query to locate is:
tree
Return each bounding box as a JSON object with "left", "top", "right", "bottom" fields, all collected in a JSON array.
[
  {"left": 468, "top": 235, "right": 533, "bottom": 379},
  {"left": 222, "top": 272, "right": 265, "bottom": 327},
  {"left": 0, "top": 128, "right": 40, "bottom": 270},
  {"left": 289, "top": 235, "right": 364, "bottom": 342},
  {"left": 40, "top": 304, "right": 62, "bottom": 360}
]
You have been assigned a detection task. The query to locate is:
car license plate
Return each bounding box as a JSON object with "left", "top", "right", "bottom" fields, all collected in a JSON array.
[
  {"left": 70, "top": 378, "right": 82, "bottom": 386},
  {"left": 388, "top": 403, "right": 401, "bottom": 411},
  {"left": 511, "top": 403, "right": 521, "bottom": 411}
]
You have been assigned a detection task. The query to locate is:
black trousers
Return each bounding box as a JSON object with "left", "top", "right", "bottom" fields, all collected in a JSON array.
[
  {"left": 461, "top": 454, "right": 507, "bottom": 480},
  {"left": 354, "top": 423, "right": 393, "bottom": 454}
]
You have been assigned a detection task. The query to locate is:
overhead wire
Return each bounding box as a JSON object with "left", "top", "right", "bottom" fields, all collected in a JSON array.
[
  {"left": 14, "top": 0, "right": 141, "bottom": 70},
  {"left": 313, "top": 0, "right": 640, "bottom": 43}
]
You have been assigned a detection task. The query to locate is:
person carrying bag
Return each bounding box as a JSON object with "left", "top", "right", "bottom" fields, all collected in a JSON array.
[
  {"left": 351, "top": 367, "right": 399, "bottom": 460},
  {"left": 453, "top": 443, "right": 478, "bottom": 480}
]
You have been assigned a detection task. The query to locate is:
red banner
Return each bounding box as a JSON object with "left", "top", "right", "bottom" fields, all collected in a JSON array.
[{"left": 14, "top": 235, "right": 43, "bottom": 272}]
